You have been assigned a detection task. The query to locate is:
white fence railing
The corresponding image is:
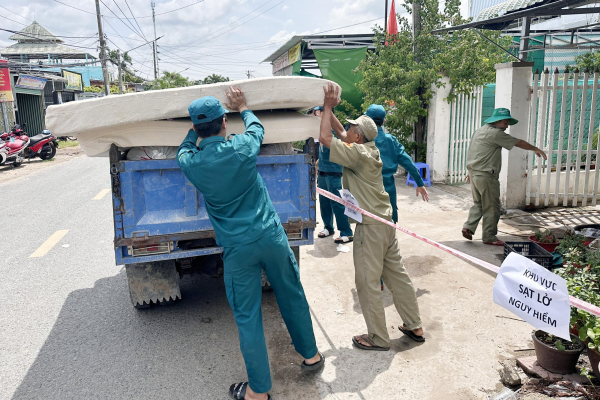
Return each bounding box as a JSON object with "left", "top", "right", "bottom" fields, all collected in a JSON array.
[
  {"left": 447, "top": 86, "right": 484, "bottom": 184},
  {"left": 526, "top": 69, "right": 600, "bottom": 207}
]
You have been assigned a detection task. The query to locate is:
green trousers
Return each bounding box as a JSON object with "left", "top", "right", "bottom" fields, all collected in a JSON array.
[
  {"left": 463, "top": 171, "right": 501, "bottom": 243},
  {"left": 353, "top": 223, "right": 422, "bottom": 348},
  {"left": 222, "top": 221, "right": 318, "bottom": 394},
  {"left": 318, "top": 174, "right": 353, "bottom": 237}
]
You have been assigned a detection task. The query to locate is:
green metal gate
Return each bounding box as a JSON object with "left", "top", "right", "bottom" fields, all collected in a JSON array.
[{"left": 15, "top": 91, "right": 44, "bottom": 136}]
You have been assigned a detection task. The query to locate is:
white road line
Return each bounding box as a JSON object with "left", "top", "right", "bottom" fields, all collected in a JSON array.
[
  {"left": 30, "top": 230, "right": 69, "bottom": 258},
  {"left": 93, "top": 189, "right": 110, "bottom": 200}
]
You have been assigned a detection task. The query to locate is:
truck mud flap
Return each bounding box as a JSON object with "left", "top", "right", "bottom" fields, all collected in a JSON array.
[{"left": 125, "top": 260, "right": 181, "bottom": 309}]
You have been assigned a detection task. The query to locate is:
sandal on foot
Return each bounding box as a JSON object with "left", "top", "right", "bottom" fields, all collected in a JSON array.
[
  {"left": 399, "top": 325, "right": 425, "bottom": 343},
  {"left": 334, "top": 236, "right": 353, "bottom": 244},
  {"left": 318, "top": 229, "right": 333, "bottom": 238},
  {"left": 301, "top": 351, "right": 325, "bottom": 371},
  {"left": 462, "top": 228, "right": 473, "bottom": 241},
  {"left": 484, "top": 240, "right": 504, "bottom": 246},
  {"left": 352, "top": 334, "right": 390, "bottom": 351},
  {"left": 229, "top": 382, "right": 271, "bottom": 400}
]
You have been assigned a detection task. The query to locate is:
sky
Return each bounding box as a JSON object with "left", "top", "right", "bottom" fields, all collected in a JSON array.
[{"left": 0, "top": 0, "right": 469, "bottom": 82}]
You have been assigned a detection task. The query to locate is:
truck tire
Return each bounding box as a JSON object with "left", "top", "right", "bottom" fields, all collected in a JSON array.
[{"left": 125, "top": 260, "right": 181, "bottom": 309}]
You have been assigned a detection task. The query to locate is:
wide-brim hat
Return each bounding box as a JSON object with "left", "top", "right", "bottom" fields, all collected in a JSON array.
[{"left": 485, "top": 108, "right": 518, "bottom": 125}]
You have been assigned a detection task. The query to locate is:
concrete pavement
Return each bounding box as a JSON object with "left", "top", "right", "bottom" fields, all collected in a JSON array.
[{"left": 1, "top": 156, "right": 541, "bottom": 400}]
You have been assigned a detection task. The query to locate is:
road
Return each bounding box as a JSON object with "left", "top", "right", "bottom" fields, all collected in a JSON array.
[{"left": 1, "top": 155, "right": 539, "bottom": 400}]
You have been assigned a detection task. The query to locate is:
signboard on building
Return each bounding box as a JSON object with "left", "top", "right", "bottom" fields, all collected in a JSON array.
[
  {"left": 272, "top": 42, "right": 303, "bottom": 74},
  {"left": 15, "top": 75, "right": 47, "bottom": 91},
  {"left": 288, "top": 43, "right": 301, "bottom": 64},
  {"left": 62, "top": 69, "right": 83, "bottom": 92},
  {"left": 0, "top": 60, "right": 13, "bottom": 102}
]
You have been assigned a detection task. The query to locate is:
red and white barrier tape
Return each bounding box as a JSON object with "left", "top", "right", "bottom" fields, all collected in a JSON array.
[{"left": 316, "top": 187, "right": 600, "bottom": 318}]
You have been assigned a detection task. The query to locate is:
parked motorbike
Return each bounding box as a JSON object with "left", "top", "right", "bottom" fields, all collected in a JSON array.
[
  {"left": 0, "top": 126, "right": 30, "bottom": 168},
  {"left": 1, "top": 124, "right": 58, "bottom": 161}
]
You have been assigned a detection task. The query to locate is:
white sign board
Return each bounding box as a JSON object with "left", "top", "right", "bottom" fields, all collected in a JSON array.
[
  {"left": 493, "top": 253, "right": 571, "bottom": 341},
  {"left": 339, "top": 189, "right": 362, "bottom": 223}
]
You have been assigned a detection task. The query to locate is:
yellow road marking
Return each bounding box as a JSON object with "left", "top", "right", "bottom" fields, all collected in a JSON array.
[
  {"left": 93, "top": 189, "right": 110, "bottom": 200},
  {"left": 30, "top": 230, "right": 69, "bottom": 258}
]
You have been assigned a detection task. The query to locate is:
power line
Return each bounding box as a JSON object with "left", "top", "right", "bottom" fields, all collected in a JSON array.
[
  {"left": 0, "top": 5, "right": 96, "bottom": 36},
  {"left": 53, "top": 0, "right": 205, "bottom": 19},
  {"left": 100, "top": 0, "right": 145, "bottom": 41},
  {"left": 0, "top": 27, "right": 99, "bottom": 49},
  {"left": 53, "top": 0, "right": 97, "bottom": 15},
  {"left": 122, "top": 0, "right": 147, "bottom": 41}
]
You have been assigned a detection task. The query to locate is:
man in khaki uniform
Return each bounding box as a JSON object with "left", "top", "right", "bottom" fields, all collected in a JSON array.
[
  {"left": 319, "top": 83, "right": 424, "bottom": 350},
  {"left": 462, "top": 108, "right": 547, "bottom": 246}
]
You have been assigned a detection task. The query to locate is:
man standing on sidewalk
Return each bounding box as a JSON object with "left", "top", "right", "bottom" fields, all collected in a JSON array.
[
  {"left": 366, "top": 104, "right": 429, "bottom": 223},
  {"left": 312, "top": 106, "right": 354, "bottom": 244},
  {"left": 178, "top": 88, "right": 323, "bottom": 400},
  {"left": 319, "top": 83, "right": 425, "bottom": 350},
  {"left": 462, "top": 108, "right": 547, "bottom": 246}
]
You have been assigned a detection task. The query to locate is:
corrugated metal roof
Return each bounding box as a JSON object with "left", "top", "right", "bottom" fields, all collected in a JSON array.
[
  {"left": 471, "top": 0, "right": 510, "bottom": 19},
  {"left": 476, "top": 0, "right": 546, "bottom": 21},
  {"left": 0, "top": 43, "right": 91, "bottom": 59},
  {"left": 9, "top": 21, "right": 63, "bottom": 43}
]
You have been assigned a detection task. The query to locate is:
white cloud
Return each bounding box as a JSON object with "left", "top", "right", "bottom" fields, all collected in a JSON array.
[{"left": 282, "top": 5, "right": 289, "bottom": 11}]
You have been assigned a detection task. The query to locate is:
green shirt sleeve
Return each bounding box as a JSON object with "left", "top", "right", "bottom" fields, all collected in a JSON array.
[
  {"left": 329, "top": 137, "right": 363, "bottom": 169},
  {"left": 177, "top": 129, "right": 200, "bottom": 170},
  {"left": 231, "top": 110, "right": 265, "bottom": 158},
  {"left": 493, "top": 130, "right": 519, "bottom": 150},
  {"left": 394, "top": 137, "right": 424, "bottom": 187}
]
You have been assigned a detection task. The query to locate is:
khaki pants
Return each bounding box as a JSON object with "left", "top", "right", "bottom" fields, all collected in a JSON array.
[
  {"left": 353, "top": 223, "right": 422, "bottom": 348},
  {"left": 463, "top": 172, "right": 501, "bottom": 243}
]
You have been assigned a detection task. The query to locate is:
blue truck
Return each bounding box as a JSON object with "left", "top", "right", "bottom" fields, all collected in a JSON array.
[{"left": 108, "top": 142, "right": 317, "bottom": 308}]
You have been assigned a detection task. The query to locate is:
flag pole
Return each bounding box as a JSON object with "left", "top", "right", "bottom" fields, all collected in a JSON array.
[{"left": 385, "top": 0, "right": 389, "bottom": 32}]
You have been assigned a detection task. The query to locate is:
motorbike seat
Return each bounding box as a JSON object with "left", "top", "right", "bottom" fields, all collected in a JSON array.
[{"left": 29, "top": 133, "right": 50, "bottom": 145}]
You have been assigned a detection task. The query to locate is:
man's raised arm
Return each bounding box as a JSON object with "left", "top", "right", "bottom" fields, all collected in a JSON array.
[{"left": 320, "top": 83, "right": 343, "bottom": 149}]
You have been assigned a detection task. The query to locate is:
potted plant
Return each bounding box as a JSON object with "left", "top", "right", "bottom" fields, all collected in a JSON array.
[
  {"left": 579, "top": 316, "right": 600, "bottom": 379},
  {"left": 532, "top": 330, "right": 584, "bottom": 374},
  {"left": 530, "top": 229, "right": 559, "bottom": 252}
]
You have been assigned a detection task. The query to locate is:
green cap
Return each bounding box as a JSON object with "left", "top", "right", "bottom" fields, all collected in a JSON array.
[
  {"left": 188, "top": 96, "right": 229, "bottom": 125},
  {"left": 484, "top": 108, "right": 518, "bottom": 125}
]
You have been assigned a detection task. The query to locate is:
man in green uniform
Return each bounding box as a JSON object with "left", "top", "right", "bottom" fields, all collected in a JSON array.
[
  {"left": 312, "top": 106, "right": 354, "bottom": 243},
  {"left": 366, "top": 104, "right": 429, "bottom": 223},
  {"left": 319, "top": 83, "right": 424, "bottom": 350},
  {"left": 178, "top": 88, "right": 323, "bottom": 400},
  {"left": 462, "top": 108, "right": 547, "bottom": 246}
]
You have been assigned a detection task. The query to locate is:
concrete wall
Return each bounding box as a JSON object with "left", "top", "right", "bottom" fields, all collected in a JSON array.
[{"left": 426, "top": 76, "right": 452, "bottom": 183}]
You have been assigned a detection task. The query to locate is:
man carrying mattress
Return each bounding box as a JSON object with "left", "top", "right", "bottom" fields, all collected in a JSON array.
[
  {"left": 177, "top": 87, "right": 323, "bottom": 400},
  {"left": 318, "top": 83, "right": 425, "bottom": 351}
]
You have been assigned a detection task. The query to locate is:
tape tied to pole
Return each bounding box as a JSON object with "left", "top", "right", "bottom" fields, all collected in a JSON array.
[{"left": 316, "top": 187, "right": 600, "bottom": 318}]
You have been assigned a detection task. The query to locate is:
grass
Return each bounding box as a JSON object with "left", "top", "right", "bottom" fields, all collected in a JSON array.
[{"left": 57, "top": 140, "right": 79, "bottom": 149}]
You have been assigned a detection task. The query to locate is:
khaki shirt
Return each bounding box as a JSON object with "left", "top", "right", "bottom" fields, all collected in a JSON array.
[
  {"left": 330, "top": 137, "right": 392, "bottom": 224},
  {"left": 466, "top": 124, "right": 519, "bottom": 177}
]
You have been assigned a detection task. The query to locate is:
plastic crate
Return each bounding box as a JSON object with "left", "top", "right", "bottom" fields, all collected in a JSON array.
[{"left": 503, "top": 241, "right": 553, "bottom": 270}]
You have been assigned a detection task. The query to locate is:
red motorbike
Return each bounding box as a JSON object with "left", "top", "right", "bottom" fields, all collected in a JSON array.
[
  {"left": 1, "top": 124, "right": 58, "bottom": 162},
  {"left": 0, "top": 125, "right": 30, "bottom": 168}
]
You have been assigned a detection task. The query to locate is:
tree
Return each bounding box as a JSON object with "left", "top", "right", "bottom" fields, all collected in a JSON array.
[
  {"left": 569, "top": 51, "right": 600, "bottom": 72},
  {"left": 150, "top": 71, "right": 191, "bottom": 90},
  {"left": 356, "top": 0, "right": 510, "bottom": 159},
  {"left": 106, "top": 47, "right": 144, "bottom": 84},
  {"left": 202, "top": 74, "right": 230, "bottom": 84}
]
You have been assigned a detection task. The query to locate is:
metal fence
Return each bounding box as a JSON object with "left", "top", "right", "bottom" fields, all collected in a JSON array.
[
  {"left": 526, "top": 69, "right": 600, "bottom": 207},
  {"left": 447, "top": 86, "right": 484, "bottom": 184}
]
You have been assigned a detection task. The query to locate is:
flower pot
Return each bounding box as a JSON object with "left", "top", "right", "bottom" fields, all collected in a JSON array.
[
  {"left": 589, "top": 347, "right": 600, "bottom": 380},
  {"left": 529, "top": 236, "right": 559, "bottom": 253},
  {"left": 532, "top": 330, "right": 583, "bottom": 374}
]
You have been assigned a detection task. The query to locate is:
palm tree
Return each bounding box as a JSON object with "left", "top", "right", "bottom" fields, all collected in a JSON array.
[{"left": 151, "top": 71, "right": 190, "bottom": 90}]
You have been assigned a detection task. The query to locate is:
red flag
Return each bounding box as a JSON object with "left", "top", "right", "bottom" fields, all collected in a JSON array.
[{"left": 386, "top": 0, "right": 398, "bottom": 45}]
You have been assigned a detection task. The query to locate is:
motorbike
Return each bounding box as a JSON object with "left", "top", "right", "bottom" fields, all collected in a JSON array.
[
  {"left": 1, "top": 124, "right": 58, "bottom": 161},
  {"left": 0, "top": 125, "right": 30, "bottom": 168}
]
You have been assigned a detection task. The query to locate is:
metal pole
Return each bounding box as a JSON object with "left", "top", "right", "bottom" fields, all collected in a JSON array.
[
  {"left": 117, "top": 50, "right": 123, "bottom": 94},
  {"left": 1, "top": 102, "right": 9, "bottom": 132},
  {"left": 412, "top": 1, "right": 421, "bottom": 62},
  {"left": 385, "top": 0, "right": 389, "bottom": 33},
  {"left": 151, "top": 1, "right": 158, "bottom": 80},
  {"left": 519, "top": 16, "right": 531, "bottom": 62},
  {"left": 95, "top": 0, "right": 110, "bottom": 96}
]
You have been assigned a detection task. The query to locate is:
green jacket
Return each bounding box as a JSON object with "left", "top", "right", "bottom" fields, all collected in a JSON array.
[
  {"left": 177, "top": 110, "right": 279, "bottom": 247},
  {"left": 374, "top": 126, "right": 423, "bottom": 192}
]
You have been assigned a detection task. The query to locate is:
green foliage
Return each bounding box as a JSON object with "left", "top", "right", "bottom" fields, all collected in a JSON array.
[
  {"left": 83, "top": 85, "right": 122, "bottom": 94},
  {"left": 572, "top": 51, "right": 600, "bottom": 73},
  {"left": 334, "top": 100, "right": 362, "bottom": 123},
  {"left": 150, "top": 71, "right": 191, "bottom": 90},
  {"left": 534, "top": 229, "right": 558, "bottom": 244},
  {"left": 201, "top": 74, "right": 230, "bottom": 85},
  {"left": 356, "top": 0, "right": 509, "bottom": 157}
]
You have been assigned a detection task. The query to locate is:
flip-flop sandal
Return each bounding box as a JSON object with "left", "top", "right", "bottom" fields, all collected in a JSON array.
[
  {"left": 334, "top": 236, "right": 353, "bottom": 244},
  {"left": 318, "top": 229, "right": 333, "bottom": 238},
  {"left": 398, "top": 325, "right": 425, "bottom": 343},
  {"left": 352, "top": 334, "right": 390, "bottom": 351},
  {"left": 301, "top": 351, "right": 325, "bottom": 371},
  {"left": 462, "top": 228, "right": 473, "bottom": 241},
  {"left": 229, "top": 382, "right": 271, "bottom": 400},
  {"left": 484, "top": 240, "right": 505, "bottom": 246}
]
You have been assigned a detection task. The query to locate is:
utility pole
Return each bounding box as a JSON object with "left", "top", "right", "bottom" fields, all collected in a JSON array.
[
  {"left": 412, "top": 0, "right": 424, "bottom": 160},
  {"left": 384, "top": 0, "right": 389, "bottom": 33},
  {"left": 246, "top": 70, "right": 254, "bottom": 79},
  {"left": 412, "top": 1, "right": 421, "bottom": 62},
  {"left": 95, "top": 0, "right": 110, "bottom": 96},
  {"left": 117, "top": 50, "right": 123, "bottom": 94},
  {"left": 151, "top": 1, "right": 158, "bottom": 80}
]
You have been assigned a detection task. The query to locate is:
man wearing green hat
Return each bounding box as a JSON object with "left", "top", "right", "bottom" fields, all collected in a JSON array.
[
  {"left": 462, "top": 108, "right": 547, "bottom": 246},
  {"left": 178, "top": 88, "right": 323, "bottom": 400},
  {"left": 366, "top": 104, "right": 430, "bottom": 224},
  {"left": 319, "top": 83, "right": 424, "bottom": 351}
]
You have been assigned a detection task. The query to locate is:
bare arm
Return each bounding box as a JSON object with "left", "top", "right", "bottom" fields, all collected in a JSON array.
[
  {"left": 330, "top": 112, "right": 348, "bottom": 141},
  {"left": 515, "top": 139, "right": 547, "bottom": 160},
  {"left": 319, "top": 83, "right": 342, "bottom": 149}
]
